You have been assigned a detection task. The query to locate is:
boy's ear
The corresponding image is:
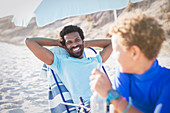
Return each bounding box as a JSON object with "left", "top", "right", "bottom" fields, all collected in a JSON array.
[{"left": 131, "top": 45, "right": 141, "bottom": 60}]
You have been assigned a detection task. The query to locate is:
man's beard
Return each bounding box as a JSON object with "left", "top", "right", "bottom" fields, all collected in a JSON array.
[{"left": 66, "top": 44, "right": 84, "bottom": 58}]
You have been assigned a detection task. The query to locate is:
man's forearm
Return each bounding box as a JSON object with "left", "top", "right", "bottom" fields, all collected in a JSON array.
[
  {"left": 25, "top": 37, "right": 56, "bottom": 65},
  {"left": 26, "top": 37, "right": 62, "bottom": 47},
  {"left": 84, "top": 39, "right": 111, "bottom": 48}
]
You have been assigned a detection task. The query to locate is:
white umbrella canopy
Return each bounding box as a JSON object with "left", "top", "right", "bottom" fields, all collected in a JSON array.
[{"left": 11, "top": 0, "right": 143, "bottom": 27}]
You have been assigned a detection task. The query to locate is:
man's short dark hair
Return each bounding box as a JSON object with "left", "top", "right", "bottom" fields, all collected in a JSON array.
[{"left": 59, "top": 25, "right": 85, "bottom": 46}]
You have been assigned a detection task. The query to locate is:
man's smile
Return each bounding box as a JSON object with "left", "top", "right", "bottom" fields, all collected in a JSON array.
[{"left": 71, "top": 46, "right": 81, "bottom": 53}]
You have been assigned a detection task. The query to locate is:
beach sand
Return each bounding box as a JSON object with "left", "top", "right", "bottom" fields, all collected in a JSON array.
[
  {"left": 0, "top": 42, "right": 49, "bottom": 113},
  {"left": 0, "top": 40, "right": 170, "bottom": 113}
]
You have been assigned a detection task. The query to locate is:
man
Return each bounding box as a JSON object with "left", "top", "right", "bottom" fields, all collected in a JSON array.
[
  {"left": 90, "top": 12, "right": 170, "bottom": 113},
  {"left": 25, "top": 25, "right": 112, "bottom": 109}
]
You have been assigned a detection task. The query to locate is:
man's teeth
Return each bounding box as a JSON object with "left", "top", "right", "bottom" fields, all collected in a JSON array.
[{"left": 73, "top": 47, "right": 80, "bottom": 51}]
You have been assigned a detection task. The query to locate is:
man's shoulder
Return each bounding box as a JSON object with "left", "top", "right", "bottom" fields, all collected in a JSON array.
[
  {"left": 50, "top": 46, "right": 69, "bottom": 56},
  {"left": 93, "top": 54, "right": 102, "bottom": 63}
]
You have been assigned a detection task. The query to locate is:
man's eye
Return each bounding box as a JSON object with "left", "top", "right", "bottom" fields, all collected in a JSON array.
[{"left": 76, "top": 38, "right": 81, "bottom": 42}]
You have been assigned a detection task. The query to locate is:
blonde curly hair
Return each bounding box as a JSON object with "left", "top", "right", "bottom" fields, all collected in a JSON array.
[{"left": 112, "top": 11, "right": 166, "bottom": 60}]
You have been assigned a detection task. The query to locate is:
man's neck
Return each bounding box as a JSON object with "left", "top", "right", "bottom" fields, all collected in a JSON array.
[{"left": 69, "top": 55, "right": 83, "bottom": 59}]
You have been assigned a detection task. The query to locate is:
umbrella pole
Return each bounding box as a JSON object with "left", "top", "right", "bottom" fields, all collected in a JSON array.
[
  {"left": 114, "top": 10, "right": 117, "bottom": 22},
  {"left": 129, "top": 0, "right": 132, "bottom": 4}
]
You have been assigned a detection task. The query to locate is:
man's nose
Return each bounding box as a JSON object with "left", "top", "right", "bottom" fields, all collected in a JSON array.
[{"left": 72, "top": 42, "right": 78, "bottom": 47}]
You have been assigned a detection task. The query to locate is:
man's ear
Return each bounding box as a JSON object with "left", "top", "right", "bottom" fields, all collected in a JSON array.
[
  {"left": 60, "top": 41, "right": 66, "bottom": 49},
  {"left": 130, "top": 45, "right": 141, "bottom": 60},
  {"left": 63, "top": 46, "right": 66, "bottom": 49},
  {"left": 60, "top": 41, "right": 65, "bottom": 46},
  {"left": 82, "top": 40, "right": 85, "bottom": 46}
]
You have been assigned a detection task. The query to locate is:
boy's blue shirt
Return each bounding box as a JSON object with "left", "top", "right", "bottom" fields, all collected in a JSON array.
[{"left": 112, "top": 59, "right": 170, "bottom": 113}]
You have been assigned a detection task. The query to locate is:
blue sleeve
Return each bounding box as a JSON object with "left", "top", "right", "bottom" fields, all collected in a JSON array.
[
  {"left": 50, "top": 46, "right": 69, "bottom": 56},
  {"left": 48, "top": 47, "right": 68, "bottom": 73},
  {"left": 96, "top": 54, "right": 102, "bottom": 64},
  {"left": 154, "top": 80, "right": 170, "bottom": 113},
  {"left": 112, "top": 71, "right": 130, "bottom": 101},
  {"left": 48, "top": 54, "right": 61, "bottom": 74}
]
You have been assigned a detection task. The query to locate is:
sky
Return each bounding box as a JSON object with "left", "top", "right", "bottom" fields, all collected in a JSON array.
[{"left": 0, "top": 0, "right": 42, "bottom": 18}]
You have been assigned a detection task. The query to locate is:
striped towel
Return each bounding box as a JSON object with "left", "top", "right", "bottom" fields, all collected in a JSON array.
[{"left": 39, "top": 47, "right": 77, "bottom": 113}]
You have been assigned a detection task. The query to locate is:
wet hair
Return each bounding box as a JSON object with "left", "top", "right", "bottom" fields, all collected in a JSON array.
[
  {"left": 59, "top": 25, "right": 85, "bottom": 46},
  {"left": 112, "top": 11, "right": 166, "bottom": 60}
]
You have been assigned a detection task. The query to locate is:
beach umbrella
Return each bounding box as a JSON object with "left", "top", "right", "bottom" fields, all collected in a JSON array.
[{"left": 12, "top": 0, "right": 143, "bottom": 27}]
